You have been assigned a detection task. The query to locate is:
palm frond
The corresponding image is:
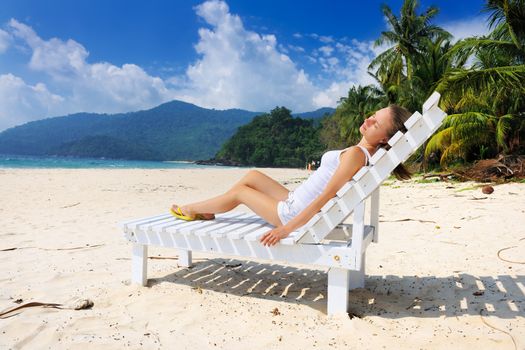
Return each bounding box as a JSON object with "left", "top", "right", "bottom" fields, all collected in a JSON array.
[
  {"left": 425, "top": 127, "right": 452, "bottom": 158},
  {"left": 437, "top": 65, "right": 525, "bottom": 95},
  {"left": 440, "top": 141, "right": 465, "bottom": 166},
  {"left": 448, "top": 38, "right": 524, "bottom": 63},
  {"left": 496, "top": 114, "right": 515, "bottom": 150}
]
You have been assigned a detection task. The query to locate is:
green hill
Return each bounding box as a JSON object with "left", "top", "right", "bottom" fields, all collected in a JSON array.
[{"left": 0, "top": 100, "right": 260, "bottom": 160}]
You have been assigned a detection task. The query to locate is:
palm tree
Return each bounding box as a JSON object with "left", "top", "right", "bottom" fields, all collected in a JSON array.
[
  {"left": 430, "top": 0, "right": 525, "bottom": 166},
  {"left": 369, "top": 0, "right": 451, "bottom": 93},
  {"left": 397, "top": 36, "right": 457, "bottom": 113}
]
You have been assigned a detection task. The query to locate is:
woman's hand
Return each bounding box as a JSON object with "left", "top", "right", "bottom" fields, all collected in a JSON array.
[{"left": 260, "top": 226, "right": 290, "bottom": 246}]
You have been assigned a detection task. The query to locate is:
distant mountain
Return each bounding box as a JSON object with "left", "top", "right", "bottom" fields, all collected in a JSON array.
[
  {"left": 293, "top": 107, "right": 335, "bottom": 120},
  {"left": 0, "top": 101, "right": 334, "bottom": 161},
  {"left": 0, "top": 100, "right": 260, "bottom": 161}
]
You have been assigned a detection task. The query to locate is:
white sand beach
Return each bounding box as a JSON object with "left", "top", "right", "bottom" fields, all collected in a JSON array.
[{"left": 0, "top": 168, "right": 524, "bottom": 349}]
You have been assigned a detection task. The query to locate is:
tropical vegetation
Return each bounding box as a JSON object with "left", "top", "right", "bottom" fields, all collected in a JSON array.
[
  {"left": 322, "top": 0, "right": 524, "bottom": 171},
  {"left": 216, "top": 107, "right": 325, "bottom": 168}
]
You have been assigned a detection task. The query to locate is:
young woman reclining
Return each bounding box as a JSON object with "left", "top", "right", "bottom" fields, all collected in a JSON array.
[{"left": 171, "top": 105, "right": 412, "bottom": 246}]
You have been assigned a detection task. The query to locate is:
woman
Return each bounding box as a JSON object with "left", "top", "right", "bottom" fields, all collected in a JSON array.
[{"left": 171, "top": 105, "right": 412, "bottom": 246}]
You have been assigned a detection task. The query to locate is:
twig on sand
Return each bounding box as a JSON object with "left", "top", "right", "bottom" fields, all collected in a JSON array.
[
  {"left": 438, "top": 241, "right": 467, "bottom": 247},
  {"left": 61, "top": 202, "right": 80, "bottom": 208},
  {"left": 497, "top": 238, "right": 525, "bottom": 264},
  {"left": 479, "top": 308, "right": 517, "bottom": 350},
  {"left": 1, "top": 244, "right": 104, "bottom": 252},
  {"left": 0, "top": 299, "right": 94, "bottom": 319},
  {"left": 40, "top": 244, "right": 105, "bottom": 251},
  {"left": 380, "top": 218, "right": 436, "bottom": 223},
  {"left": 422, "top": 173, "right": 454, "bottom": 181}
]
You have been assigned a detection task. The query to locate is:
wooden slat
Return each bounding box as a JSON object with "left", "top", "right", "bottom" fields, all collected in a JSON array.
[
  {"left": 177, "top": 219, "right": 220, "bottom": 234},
  {"left": 423, "top": 106, "right": 446, "bottom": 132},
  {"left": 122, "top": 214, "right": 171, "bottom": 232},
  {"left": 404, "top": 111, "right": 422, "bottom": 130},
  {"left": 336, "top": 180, "right": 355, "bottom": 198},
  {"left": 227, "top": 220, "right": 269, "bottom": 239},
  {"left": 387, "top": 130, "right": 404, "bottom": 147},
  {"left": 405, "top": 117, "right": 432, "bottom": 149},
  {"left": 192, "top": 212, "right": 249, "bottom": 237},
  {"left": 423, "top": 91, "right": 440, "bottom": 112},
  {"left": 352, "top": 167, "right": 369, "bottom": 181},
  {"left": 243, "top": 225, "right": 274, "bottom": 241},
  {"left": 388, "top": 135, "right": 412, "bottom": 163},
  {"left": 369, "top": 161, "right": 391, "bottom": 183},
  {"left": 165, "top": 217, "right": 220, "bottom": 234},
  {"left": 369, "top": 148, "right": 387, "bottom": 165},
  {"left": 210, "top": 214, "right": 261, "bottom": 238},
  {"left": 143, "top": 216, "right": 176, "bottom": 231},
  {"left": 320, "top": 198, "right": 337, "bottom": 213}
]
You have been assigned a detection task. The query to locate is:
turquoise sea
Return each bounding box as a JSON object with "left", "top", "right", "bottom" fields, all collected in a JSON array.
[{"left": 0, "top": 154, "right": 222, "bottom": 169}]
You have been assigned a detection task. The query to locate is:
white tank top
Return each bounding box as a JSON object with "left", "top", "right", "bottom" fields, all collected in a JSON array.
[{"left": 292, "top": 145, "right": 371, "bottom": 210}]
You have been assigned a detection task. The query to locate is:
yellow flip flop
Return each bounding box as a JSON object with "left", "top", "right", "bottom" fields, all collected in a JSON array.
[{"left": 170, "top": 206, "right": 197, "bottom": 221}]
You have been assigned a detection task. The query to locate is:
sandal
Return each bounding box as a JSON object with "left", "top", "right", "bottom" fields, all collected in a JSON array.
[{"left": 170, "top": 206, "right": 215, "bottom": 221}]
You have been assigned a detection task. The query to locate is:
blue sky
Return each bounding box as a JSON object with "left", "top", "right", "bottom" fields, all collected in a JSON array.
[{"left": 0, "top": 0, "right": 488, "bottom": 130}]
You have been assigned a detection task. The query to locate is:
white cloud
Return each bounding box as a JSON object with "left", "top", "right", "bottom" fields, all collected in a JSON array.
[
  {"left": 9, "top": 19, "right": 88, "bottom": 75},
  {"left": 319, "top": 35, "right": 333, "bottom": 44},
  {"left": 173, "top": 0, "right": 318, "bottom": 112},
  {"left": 311, "top": 39, "right": 378, "bottom": 107},
  {"left": 0, "top": 73, "right": 65, "bottom": 130},
  {"left": 0, "top": 29, "right": 10, "bottom": 53},
  {"left": 0, "top": 19, "right": 174, "bottom": 130},
  {"left": 440, "top": 16, "right": 490, "bottom": 42},
  {"left": 319, "top": 45, "right": 334, "bottom": 57},
  {"left": 288, "top": 44, "right": 305, "bottom": 53}
]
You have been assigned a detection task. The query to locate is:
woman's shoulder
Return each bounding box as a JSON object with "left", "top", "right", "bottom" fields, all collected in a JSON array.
[{"left": 340, "top": 145, "right": 367, "bottom": 162}]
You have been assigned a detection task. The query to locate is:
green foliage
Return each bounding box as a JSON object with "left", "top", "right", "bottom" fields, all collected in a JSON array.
[
  {"left": 428, "top": 0, "right": 525, "bottom": 167},
  {"left": 216, "top": 107, "right": 324, "bottom": 168}
]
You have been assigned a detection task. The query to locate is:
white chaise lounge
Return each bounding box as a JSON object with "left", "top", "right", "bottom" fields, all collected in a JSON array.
[{"left": 122, "top": 92, "right": 447, "bottom": 315}]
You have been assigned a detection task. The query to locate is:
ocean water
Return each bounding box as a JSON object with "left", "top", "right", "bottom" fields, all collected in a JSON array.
[{"left": 0, "top": 154, "right": 223, "bottom": 169}]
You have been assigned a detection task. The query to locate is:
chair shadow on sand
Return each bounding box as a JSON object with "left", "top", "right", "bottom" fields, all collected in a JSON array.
[{"left": 148, "top": 257, "right": 524, "bottom": 318}]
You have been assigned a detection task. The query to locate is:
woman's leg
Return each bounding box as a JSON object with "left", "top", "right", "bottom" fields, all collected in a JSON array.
[
  {"left": 178, "top": 184, "right": 282, "bottom": 226},
  {"left": 173, "top": 170, "right": 289, "bottom": 219},
  {"left": 174, "top": 170, "right": 290, "bottom": 215},
  {"left": 230, "top": 170, "right": 289, "bottom": 201}
]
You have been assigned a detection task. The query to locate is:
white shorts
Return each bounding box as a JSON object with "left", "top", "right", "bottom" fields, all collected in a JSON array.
[{"left": 277, "top": 191, "right": 302, "bottom": 225}]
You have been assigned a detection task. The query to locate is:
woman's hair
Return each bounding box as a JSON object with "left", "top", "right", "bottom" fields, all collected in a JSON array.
[{"left": 384, "top": 104, "right": 412, "bottom": 180}]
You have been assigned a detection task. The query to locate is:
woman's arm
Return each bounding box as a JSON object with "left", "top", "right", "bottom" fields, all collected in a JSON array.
[{"left": 260, "top": 147, "right": 366, "bottom": 246}]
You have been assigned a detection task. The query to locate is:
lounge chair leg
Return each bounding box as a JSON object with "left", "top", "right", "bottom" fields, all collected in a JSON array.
[
  {"left": 327, "top": 267, "right": 349, "bottom": 315},
  {"left": 348, "top": 252, "right": 365, "bottom": 290},
  {"left": 177, "top": 249, "right": 192, "bottom": 267},
  {"left": 132, "top": 243, "right": 148, "bottom": 286}
]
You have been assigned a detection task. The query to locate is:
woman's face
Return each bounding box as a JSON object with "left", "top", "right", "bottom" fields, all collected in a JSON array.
[{"left": 359, "top": 107, "right": 393, "bottom": 146}]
